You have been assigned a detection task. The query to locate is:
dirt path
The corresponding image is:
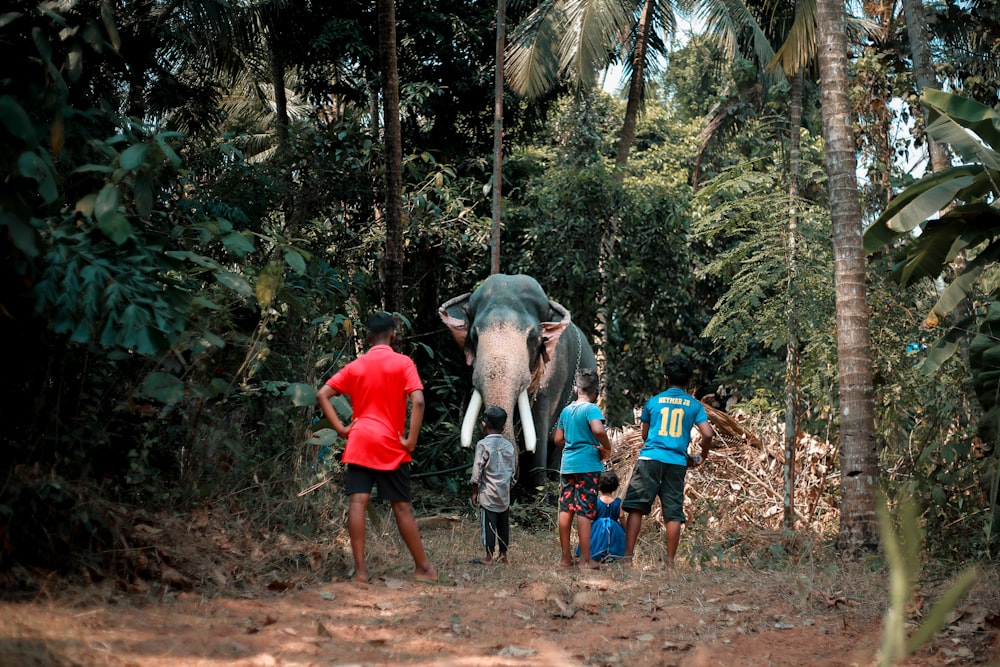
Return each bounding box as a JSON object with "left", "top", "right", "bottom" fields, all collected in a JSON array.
[{"left": 2, "top": 523, "right": 997, "bottom": 667}]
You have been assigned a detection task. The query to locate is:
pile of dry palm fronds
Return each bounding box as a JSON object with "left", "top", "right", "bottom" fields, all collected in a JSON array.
[{"left": 605, "top": 406, "right": 840, "bottom": 535}]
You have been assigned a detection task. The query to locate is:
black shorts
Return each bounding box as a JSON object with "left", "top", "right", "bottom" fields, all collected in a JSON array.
[
  {"left": 622, "top": 459, "right": 687, "bottom": 523},
  {"left": 345, "top": 463, "right": 412, "bottom": 503}
]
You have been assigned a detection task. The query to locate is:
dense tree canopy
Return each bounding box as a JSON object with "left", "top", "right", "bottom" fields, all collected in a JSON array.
[{"left": 1, "top": 0, "right": 997, "bottom": 573}]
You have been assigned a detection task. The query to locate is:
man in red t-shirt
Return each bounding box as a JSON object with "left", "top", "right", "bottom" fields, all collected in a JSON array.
[{"left": 317, "top": 312, "right": 438, "bottom": 584}]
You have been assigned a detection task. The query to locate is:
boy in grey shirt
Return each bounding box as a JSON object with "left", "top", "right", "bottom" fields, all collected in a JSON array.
[{"left": 469, "top": 406, "right": 517, "bottom": 565}]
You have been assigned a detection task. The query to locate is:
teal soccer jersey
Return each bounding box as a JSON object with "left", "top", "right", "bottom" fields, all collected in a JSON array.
[
  {"left": 557, "top": 402, "right": 605, "bottom": 474},
  {"left": 639, "top": 388, "right": 708, "bottom": 466}
]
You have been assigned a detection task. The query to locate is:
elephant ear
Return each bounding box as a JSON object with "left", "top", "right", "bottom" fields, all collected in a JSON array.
[
  {"left": 439, "top": 293, "right": 474, "bottom": 365},
  {"left": 541, "top": 300, "right": 572, "bottom": 362}
]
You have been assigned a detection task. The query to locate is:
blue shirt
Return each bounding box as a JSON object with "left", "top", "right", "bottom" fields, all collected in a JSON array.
[
  {"left": 557, "top": 402, "right": 605, "bottom": 474},
  {"left": 639, "top": 388, "right": 708, "bottom": 466}
]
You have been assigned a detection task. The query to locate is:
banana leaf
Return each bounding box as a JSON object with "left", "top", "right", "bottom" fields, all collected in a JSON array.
[{"left": 923, "top": 88, "right": 1000, "bottom": 165}]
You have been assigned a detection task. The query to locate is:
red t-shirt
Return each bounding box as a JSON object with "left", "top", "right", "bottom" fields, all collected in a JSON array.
[{"left": 325, "top": 345, "right": 423, "bottom": 470}]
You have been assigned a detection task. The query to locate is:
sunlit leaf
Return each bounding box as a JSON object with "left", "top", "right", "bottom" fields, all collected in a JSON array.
[
  {"left": 215, "top": 271, "right": 253, "bottom": 297},
  {"left": 95, "top": 184, "right": 120, "bottom": 221},
  {"left": 0, "top": 12, "right": 23, "bottom": 28},
  {"left": 139, "top": 372, "right": 186, "bottom": 404},
  {"left": 221, "top": 231, "right": 255, "bottom": 257},
  {"left": 283, "top": 248, "right": 306, "bottom": 274},
  {"left": 119, "top": 143, "right": 149, "bottom": 171},
  {"left": 284, "top": 382, "right": 318, "bottom": 407},
  {"left": 255, "top": 261, "right": 283, "bottom": 307},
  {"left": 99, "top": 212, "right": 132, "bottom": 245},
  {"left": 17, "top": 151, "right": 58, "bottom": 204},
  {"left": 864, "top": 166, "right": 982, "bottom": 253},
  {"left": 923, "top": 89, "right": 1000, "bottom": 158},
  {"left": 100, "top": 0, "right": 120, "bottom": 51},
  {"left": 66, "top": 44, "right": 82, "bottom": 82}
]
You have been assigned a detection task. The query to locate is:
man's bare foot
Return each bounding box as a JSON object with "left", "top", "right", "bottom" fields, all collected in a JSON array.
[
  {"left": 498, "top": 555, "right": 509, "bottom": 564},
  {"left": 469, "top": 557, "right": 494, "bottom": 566},
  {"left": 558, "top": 559, "right": 575, "bottom": 569},
  {"left": 351, "top": 571, "right": 368, "bottom": 584},
  {"left": 578, "top": 560, "right": 601, "bottom": 570},
  {"left": 621, "top": 556, "right": 633, "bottom": 567},
  {"left": 413, "top": 564, "right": 438, "bottom": 583}
]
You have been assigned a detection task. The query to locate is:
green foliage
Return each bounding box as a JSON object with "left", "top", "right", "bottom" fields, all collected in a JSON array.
[
  {"left": 690, "top": 116, "right": 838, "bottom": 423},
  {"left": 861, "top": 91, "right": 1000, "bottom": 555},
  {"left": 503, "top": 93, "right": 721, "bottom": 424},
  {"left": 1, "top": 0, "right": 996, "bottom": 582},
  {"left": 0, "top": 473, "right": 118, "bottom": 574},
  {"left": 660, "top": 36, "right": 733, "bottom": 121},
  {"left": 863, "top": 91, "right": 1000, "bottom": 328},
  {"left": 877, "top": 495, "right": 978, "bottom": 666}
]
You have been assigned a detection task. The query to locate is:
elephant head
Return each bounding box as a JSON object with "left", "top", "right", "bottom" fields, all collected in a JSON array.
[{"left": 439, "top": 274, "right": 596, "bottom": 485}]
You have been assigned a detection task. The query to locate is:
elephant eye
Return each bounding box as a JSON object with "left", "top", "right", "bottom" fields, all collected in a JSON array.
[{"left": 527, "top": 330, "right": 545, "bottom": 362}]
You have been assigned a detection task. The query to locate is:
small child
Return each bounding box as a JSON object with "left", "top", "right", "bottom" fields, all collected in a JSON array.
[
  {"left": 469, "top": 405, "right": 517, "bottom": 565},
  {"left": 578, "top": 471, "right": 626, "bottom": 562}
]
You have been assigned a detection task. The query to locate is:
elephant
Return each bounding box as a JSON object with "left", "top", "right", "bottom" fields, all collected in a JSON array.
[{"left": 439, "top": 274, "right": 596, "bottom": 489}]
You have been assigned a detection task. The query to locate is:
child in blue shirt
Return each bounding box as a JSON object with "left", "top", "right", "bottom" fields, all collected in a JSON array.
[{"left": 554, "top": 368, "right": 612, "bottom": 570}]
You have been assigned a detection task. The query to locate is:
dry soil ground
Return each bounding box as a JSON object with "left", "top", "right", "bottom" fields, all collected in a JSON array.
[{"left": 0, "top": 513, "right": 998, "bottom": 667}]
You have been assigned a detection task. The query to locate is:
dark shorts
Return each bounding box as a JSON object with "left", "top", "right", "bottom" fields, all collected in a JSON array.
[
  {"left": 345, "top": 463, "right": 412, "bottom": 503},
  {"left": 622, "top": 459, "right": 687, "bottom": 523},
  {"left": 559, "top": 472, "right": 601, "bottom": 521}
]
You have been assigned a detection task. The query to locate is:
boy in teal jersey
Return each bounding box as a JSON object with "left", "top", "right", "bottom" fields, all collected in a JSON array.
[
  {"left": 554, "top": 368, "right": 612, "bottom": 570},
  {"left": 622, "top": 356, "right": 714, "bottom": 568}
]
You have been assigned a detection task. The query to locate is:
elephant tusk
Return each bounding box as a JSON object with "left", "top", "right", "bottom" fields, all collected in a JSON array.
[
  {"left": 518, "top": 390, "right": 536, "bottom": 453},
  {"left": 460, "top": 390, "right": 483, "bottom": 448}
]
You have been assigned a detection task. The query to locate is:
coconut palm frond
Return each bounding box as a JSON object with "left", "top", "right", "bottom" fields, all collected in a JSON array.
[
  {"left": 702, "top": 0, "right": 781, "bottom": 84},
  {"left": 767, "top": 0, "right": 815, "bottom": 76},
  {"left": 560, "top": 0, "right": 634, "bottom": 91},
  {"left": 506, "top": 0, "right": 566, "bottom": 98},
  {"left": 617, "top": 0, "right": 673, "bottom": 88}
]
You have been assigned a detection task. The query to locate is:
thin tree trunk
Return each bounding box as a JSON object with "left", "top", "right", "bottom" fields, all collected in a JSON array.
[
  {"left": 269, "top": 34, "right": 289, "bottom": 155},
  {"left": 783, "top": 68, "right": 804, "bottom": 531},
  {"left": 491, "top": 0, "right": 507, "bottom": 275},
  {"left": 370, "top": 90, "right": 381, "bottom": 137},
  {"left": 901, "top": 0, "right": 949, "bottom": 173},
  {"left": 595, "top": 0, "right": 655, "bottom": 386},
  {"left": 378, "top": 0, "right": 404, "bottom": 312},
  {"left": 614, "top": 0, "right": 654, "bottom": 181},
  {"left": 816, "top": 0, "right": 881, "bottom": 555}
]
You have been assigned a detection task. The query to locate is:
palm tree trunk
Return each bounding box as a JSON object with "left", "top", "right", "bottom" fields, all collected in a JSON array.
[
  {"left": 491, "top": 0, "right": 507, "bottom": 275},
  {"left": 378, "top": 0, "right": 404, "bottom": 312},
  {"left": 594, "top": 0, "right": 655, "bottom": 386},
  {"left": 269, "top": 35, "right": 289, "bottom": 154},
  {"left": 614, "top": 0, "right": 654, "bottom": 181},
  {"left": 783, "top": 68, "right": 803, "bottom": 531},
  {"left": 816, "top": 0, "right": 881, "bottom": 555},
  {"left": 901, "top": 0, "right": 949, "bottom": 173}
]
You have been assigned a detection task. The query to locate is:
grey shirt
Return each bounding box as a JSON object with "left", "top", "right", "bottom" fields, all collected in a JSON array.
[{"left": 470, "top": 434, "right": 517, "bottom": 512}]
